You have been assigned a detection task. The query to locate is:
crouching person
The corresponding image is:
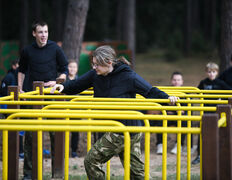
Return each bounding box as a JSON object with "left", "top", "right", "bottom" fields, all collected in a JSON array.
[{"left": 51, "top": 45, "right": 178, "bottom": 179}]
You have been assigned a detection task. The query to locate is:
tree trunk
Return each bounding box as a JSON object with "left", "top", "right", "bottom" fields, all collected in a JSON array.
[
  {"left": 0, "top": 0, "right": 2, "bottom": 40},
  {"left": 192, "top": 0, "right": 200, "bottom": 30},
  {"left": 19, "top": 0, "right": 28, "bottom": 51},
  {"left": 52, "top": 0, "right": 65, "bottom": 42},
  {"left": 210, "top": 0, "right": 217, "bottom": 46},
  {"left": 220, "top": 0, "right": 232, "bottom": 71},
  {"left": 183, "top": 0, "right": 192, "bottom": 56},
  {"left": 122, "top": 0, "right": 136, "bottom": 68},
  {"left": 62, "top": 0, "right": 89, "bottom": 63}
]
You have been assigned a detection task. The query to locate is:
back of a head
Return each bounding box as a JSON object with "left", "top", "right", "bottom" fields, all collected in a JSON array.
[{"left": 93, "top": 45, "right": 131, "bottom": 66}]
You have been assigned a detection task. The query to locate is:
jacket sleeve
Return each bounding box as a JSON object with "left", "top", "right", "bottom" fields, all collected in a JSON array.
[
  {"left": 62, "top": 70, "right": 94, "bottom": 95},
  {"left": 133, "top": 73, "right": 169, "bottom": 99},
  {"left": 145, "top": 87, "right": 169, "bottom": 99},
  {"left": 197, "top": 80, "right": 204, "bottom": 89},
  {"left": 56, "top": 47, "right": 68, "bottom": 75},
  {"left": 217, "top": 79, "right": 232, "bottom": 90},
  {"left": 18, "top": 49, "right": 28, "bottom": 74}
]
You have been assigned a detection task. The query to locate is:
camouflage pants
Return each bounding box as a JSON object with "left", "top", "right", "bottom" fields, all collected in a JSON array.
[
  {"left": 84, "top": 132, "right": 144, "bottom": 180},
  {"left": 23, "top": 131, "right": 55, "bottom": 176}
]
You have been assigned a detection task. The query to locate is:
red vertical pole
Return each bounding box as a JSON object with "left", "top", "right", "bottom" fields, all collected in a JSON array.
[
  {"left": 52, "top": 78, "right": 65, "bottom": 178},
  {"left": 8, "top": 86, "right": 19, "bottom": 180},
  {"left": 202, "top": 113, "right": 220, "bottom": 180},
  {"left": 32, "top": 81, "right": 44, "bottom": 180},
  {"left": 217, "top": 104, "right": 232, "bottom": 180}
]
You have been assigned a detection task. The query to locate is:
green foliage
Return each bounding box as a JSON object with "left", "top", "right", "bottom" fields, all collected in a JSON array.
[{"left": 72, "top": 165, "right": 78, "bottom": 170}]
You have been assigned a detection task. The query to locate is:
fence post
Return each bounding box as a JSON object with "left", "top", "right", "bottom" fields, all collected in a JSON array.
[
  {"left": 217, "top": 104, "right": 232, "bottom": 180},
  {"left": 202, "top": 113, "right": 220, "bottom": 180},
  {"left": 52, "top": 78, "right": 65, "bottom": 178},
  {"left": 32, "top": 81, "right": 44, "bottom": 180},
  {"left": 7, "top": 86, "right": 19, "bottom": 180}
]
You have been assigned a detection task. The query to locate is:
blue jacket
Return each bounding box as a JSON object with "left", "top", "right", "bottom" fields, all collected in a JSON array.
[
  {"left": 62, "top": 62, "right": 169, "bottom": 126},
  {"left": 0, "top": 68, "right": 18, "bottom": 96}
]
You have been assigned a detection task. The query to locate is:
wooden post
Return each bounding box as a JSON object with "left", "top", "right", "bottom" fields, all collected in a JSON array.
[
  {"left": 217, "top": 105, "right": 232, "bottom": 180},
  {"left": 8, "top": 86, "right": 19, "bottom": 180},
  {"left": 228, "top": 98, "right": 232, "bottom": 106},
  {"left": 32, "top": 81, "right": 44, "bottom": 180},
  {"left": 52, "top": 78, "right": 65, "bottom": 178},
  {"left": 202, "top": 113, "right": 220, "bottom": 180}
]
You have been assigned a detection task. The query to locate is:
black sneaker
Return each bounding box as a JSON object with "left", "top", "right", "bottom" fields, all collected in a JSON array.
[
  {"left": 192, "top": 155, "right": 200, "bottom": 165},
  {"left": 22, "top": 174, "right": 32, "bottom": 180}
]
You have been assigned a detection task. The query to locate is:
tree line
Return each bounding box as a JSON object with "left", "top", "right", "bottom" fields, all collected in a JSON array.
[{"left": 0, "top": 0, "right": 232, "bottom": 71}]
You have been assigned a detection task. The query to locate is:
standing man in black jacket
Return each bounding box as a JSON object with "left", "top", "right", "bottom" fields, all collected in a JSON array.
[{"left": 18, "top": 20, "right": 68, "bottom": 180}]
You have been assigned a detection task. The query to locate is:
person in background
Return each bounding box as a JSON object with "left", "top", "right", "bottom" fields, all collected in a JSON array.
[
  {"left": 0, "top": 60, "right": 19, "bottom": 96},
  {"left": 67, "top": 60, "right": 80, "bottom": 158},
  {"left": 0, "top": 59, "right": 24, "bottom": 159},
  {"left": 192, "top": 62, "right": 232, "bottom": 165},
  {"left": 50, "top": 45, "right": 179, "bottom": 179},
  {"left": 148, "top": 72, "right": 188, "bottom": 155},
  {"left": 18, "top": 20, "right": 68, "bottom": 180},
  {"left": 218, "top": 55, "right": 232, "bottom": 88}
]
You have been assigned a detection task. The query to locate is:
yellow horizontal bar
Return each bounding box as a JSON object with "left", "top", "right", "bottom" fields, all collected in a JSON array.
[
  {"left": 43, "top": 104, "right": 217, "bottom": 112},
  {"left": 0, "top": 124, "right": 201, "bottom": 134},
  {"left": 6, "top": 111, "right": 202, "bottom": 121}
]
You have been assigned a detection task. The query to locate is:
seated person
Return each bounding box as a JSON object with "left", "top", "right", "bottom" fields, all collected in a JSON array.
[
  {"left": 67, "top": 60, "right": 79, "bottom": 158},
  {"left": 148, "top": 72, "right": 187, "bottom": 154},
  {"left": 192, "top": 62, "right": 232, "bottom": 164}
]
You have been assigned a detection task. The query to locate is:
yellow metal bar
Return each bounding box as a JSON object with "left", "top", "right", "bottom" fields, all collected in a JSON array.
[
  {"left": 65, "top": 117, "right": 70, "bottom": 180},
  {"left": 200, "top": 95, "right": 203, "bottom": 180},
  {"left": 176, "top": 103, "right": 182, "bottom": 180},
  {"left": 11, "top": 95, "right": 230, "bottom": 104},
  {"left": 6, "top": 111, "right": 202, "bottom": 122},
  {"left": 106, "top": 161, "right": 110, "bottom": 180},
  {"left": 187, "top": 98, "right": 191, "bottom": 180},
  {"left": 38, "top": 117, "right": 43, "bottom": 180},
  {"left": 2, "top": 130, "right": 8, "bottom": 180},
  {"left": 143, "top": 117, "right": 151, "bottom": 180},
  {"left": 124, "top": 132, "right": 130, "bottom": 180},
  {"left": 161, "top": 109, "right": 167, "bottom": 180},
  {"left": 158, "top": 86, "right": 200, "bottom": 90},
  {"left": 0, "top": 123, "right": 201, "bottom": 134}
]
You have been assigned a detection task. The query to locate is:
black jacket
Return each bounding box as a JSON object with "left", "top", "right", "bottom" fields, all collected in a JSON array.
[
  {"left": 19, "top": 40, "right": 68, "bottom": 91},
  {"left": 218, "top": 67, "right": 232, "bottom": 89},
  {"left": 62, "top": 62, "right": 169, "bottom": 126},
  {"left": 198, "top": 78, "right": 232, "bottom": 90},
  {"left": 0, "top": 68, "right": 18, "bottom": 96}
]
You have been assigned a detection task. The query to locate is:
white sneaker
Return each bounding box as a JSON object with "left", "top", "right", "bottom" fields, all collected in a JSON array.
[
  {"left": 171, "top": 143, "right": 182, "bottom": 154},
  {"left": 156, "top": 144, "right": 163, "bottom": 154},
  {"left": 191, "top": 145, "right": 198, "bottom": 154},
  {"left": 182, "top": 145, "right": 197, "bottom": 155}
]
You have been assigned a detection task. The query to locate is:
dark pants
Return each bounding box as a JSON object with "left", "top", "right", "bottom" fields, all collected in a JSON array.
[
  {"left": 23, "top": 131, "right": 55, "bottom": 176},
  {"left": 93, "top": 132, "right": 105, "bottom": 143},
  {"left": 150, "top": 120, "right": 188, "bottom": 146},
  {"left": 71, "top": 132, "right": 79, "bottom": 152}
]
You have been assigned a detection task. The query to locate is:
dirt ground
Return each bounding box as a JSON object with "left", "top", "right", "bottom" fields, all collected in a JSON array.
[{"left": 0, "top": 133, "right": 200, "bottom": 179}]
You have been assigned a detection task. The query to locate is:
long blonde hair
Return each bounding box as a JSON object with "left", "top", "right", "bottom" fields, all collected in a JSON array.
[{"left": 92, "top": 45, "right": 131, "bottom": 66}]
